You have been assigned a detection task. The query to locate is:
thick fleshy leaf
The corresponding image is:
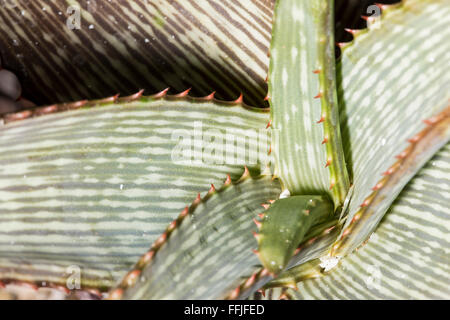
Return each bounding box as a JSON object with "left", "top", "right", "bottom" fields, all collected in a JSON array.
[
  {"left": 333, "top": 0, "right": 450, "bottom": 255},
  {"left": 268, "top": 0, "right": 349, "bottom": 207},
  {"left": 257, "top": 195, "right": 333, "bottom": 274},
  {"left": 288, "top": 143, "right": 450, "bottom": 299},
  {"left": 0, "top": 0, "right": 273, "bottom": 106},
  {"left": 108, "top": 172, "right": 281, "bottom": 300},
  {"left": 0, "top": 94, "right": 271, "bottom": 289},
  {"left": 0, "top": 0, "right": 380, "bottom": 107}
]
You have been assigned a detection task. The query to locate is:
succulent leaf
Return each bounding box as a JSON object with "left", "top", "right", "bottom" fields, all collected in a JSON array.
[
  {"left": 268, "top": 0, "right": 350, "bottom": 208},
  {"left": 334, "top": 0, "right": 450, "bottom": 255},
  {"left": 0, "top": 94, "right": 271, "bottom": 289},
  {"left": 290, "top": 143, "right": 450, "bottom": 299},
  {"left": 257, "top": 195, "right": 333, "bottom": 274},
  {"left": 0, "top": 0, "right": 273, "bottom": 106},
  {"left": 108, "top": 172, "right": 281, "bottom": 300}
]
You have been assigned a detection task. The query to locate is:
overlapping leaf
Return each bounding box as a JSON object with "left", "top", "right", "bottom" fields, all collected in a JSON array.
[
  {"left": 333, "top": 0, "right": 450, "bottom": 255},
  {"left": 290, "top": 143, "right": 450, "bottom": 299},
  {"left": 0, "top": 95, "right": 271, "bottom": 289},
  {"left": 110, "top": 173, "right": 281, "bottom": 300},
  {"left": 268, "top": 0, "right": 349, "bottom": 207}
]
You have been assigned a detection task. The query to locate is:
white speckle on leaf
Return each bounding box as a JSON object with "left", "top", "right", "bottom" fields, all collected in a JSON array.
[
  {"left": 279, "top": 189, "right": 290, "bottom": 199},
  {"left": 320, "top": 256, "right": 340, "bottom": 272}
]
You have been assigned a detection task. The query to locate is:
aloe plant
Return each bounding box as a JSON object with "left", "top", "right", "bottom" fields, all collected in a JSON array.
[{"left": 0, "top": 0, "right": 448, "bottom": 300}]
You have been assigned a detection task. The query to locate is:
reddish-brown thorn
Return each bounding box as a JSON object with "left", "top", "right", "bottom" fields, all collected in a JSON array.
[
  {"left": 344, "top": 28, "right": 357, "bottom": 35},
  {"left": 341, "top": 228, "right": 351, "bottom": 238},
  {"left": 257, "top": 289, "right": 266, "bottom": 297},
  {"left": 192, "top": 193, "right": 202, "bottom": 205},
  {"left": 180, "top": 206, "right": 189, "bottom": 218},
  {"left": 313, "top": 69, "right": 321, "bottom": 74},
  {"left": 314, "top": 92, "right": 322, "bottom": 99},
  {"left": 233, "top": 93, "right": 244, "bottom": 104},
  {"left": 382, "top": 167, "right": 394, "bottom": 176},
  {"left": 360, "top": 199, "right": 370, "bottom": 208},
  {"left": 351, "top": 214, "right": 361, "bottom": 223},
  {"left": 224, "top": 174, "right": 232, "bottom": 185},
  {"left": 203, "top": 91, "right": 216, "bottom": 100},
  {"left": 243, "top": 166, "right": 250, "bottom": 177},
  {"left": 108, "top": 288, "right": 124, "bottom": 300},
  {"left": 264, "top": 94, "right": 270, "bottom": 101},
  {"left": 268, "top": 200, "right": 275, "bottom": 204},
  {"left": 258, "top": 213, "right": 265, "bottom": 219},
  {"left": 329, "top": 181, "right": 335, "bottom": 190},
  {"left": 253, "top": 218, "right": 262, "bottom": 229},
  {"left": 174, "top": 88, "right": 191, "bottom": 98},
  {"left": 120, "top": 89, "right": 144, "bottom": 102},
  {"left": 153, "top": 88, "right": 169, "bottom": 98},
  {"left": 325, "top": 158, "right": 332, "bottom": 168},
  {"left": 261, "top": 203, "right": 270, "bottom": 210},
  {"left": 168, "top": 220, "right": 177, "bottom": 231},
  {"left": 336, "top": 42, "right": 347, "bottom": 49},
  {"left": 260, "top": 269, "right": 273, "bottom": 278},
  {"left": 423, "top": 116, "right": 440, "bottom": 125},
  {"left": 321, "top": 137, "right": 328, "bottom": 144},
  {"left": 395, "top": 151, "right": 408, "bottom": 159},
  {"left": 266, "top": 120, "right": 272, "bottom": 129},
  {"left": 141, "top": 250, "right": 155, "bottom": 264},
  {"left": 123, "top": 270, "right": 141, "bottom": 286},
  {"left": 408, "top": 135, "right": 421, "bottom": 143},
  {"left": 294, "top": 248, "right": 301, "bottom": 255},
  {"left": 209, "top": 184, "right": 216, "bottom": 193},
  {"left": 252, "top": 231, "right": 260, "bottom": 241},
  {"left": 268, "top": 145, "right": 272, "bottom": 155},
  {"left": 361, "top": 15, "right": 369, "bottom": 21},
  {"left": 229, "top": 287, "right": 240, "bottom": 300},
  {"left": 244, "top": 273, "right": 257, "bottom": 288},
  {"left": 71, "top": 100, "right": 89, "bottom": 108},
  {"left": 317, "top": 115, "right": 325, "bottom": 123},
  {"left": 35, "top": 105, "right": 58, "bottom": 115},
  {"left": 154, "top": 232, "right": 167, "bottom": 248},
  {"left": 371, "top": 182, "right": 383, "bottom": 191}
]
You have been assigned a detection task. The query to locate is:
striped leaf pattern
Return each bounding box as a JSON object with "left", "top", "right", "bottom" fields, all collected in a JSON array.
[
  {"left": 0, "top": 0, "right": 273, "bottom": 106},
  {"left": 257, "top": 195, "right": 333, "bottom": 274},
  {"left": 111, "top": 173, "right": 281, "bottom": 300},
  {"left": 0, "top": 96, "right": 271, "bottom": 289},
  {"left": 268, "top": 0, "right": 349, "bottom": 205},
  {"left": 0, "top": 0, "right": 393, "bottom": 107},
  {"left": 334, "top": 0, "right": 450, "bottom": 255},
  {"left": 288, "top": 143, "right": 450, "bottom": 299}
]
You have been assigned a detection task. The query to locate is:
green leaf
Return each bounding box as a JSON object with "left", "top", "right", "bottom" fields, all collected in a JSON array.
[
  {"left": 257, "top": 195, "right": 333, "bottom": 274},
  {"left": 333, "top": 0, "right": 450, "bottom": 256},
  {"left": 268, "top": 0, "right": 349, "bottom": 208},
  {"left": 0, "top": 94, "right": 271, "bottom": 289},
  {"left": 289, "top": 143, "right": 450, "bottom": 299},
  {"left": 108, "top": 172, "right": 281, "bottom": 300},
  {"left": 0, "top": 0, "right": 273, "bottom": 106}
]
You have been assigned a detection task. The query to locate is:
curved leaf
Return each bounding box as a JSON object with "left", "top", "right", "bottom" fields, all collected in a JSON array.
[
  {"left": 257, "top": 195, "right": 333, "bottom": 274},
  {"left": 333, "top": 0, "right": 450, "bottom": 255},
  {"left": 281, "top": 143, "right": 450, "bottom": 299},
  {"left": 108, "top": 172, "right": 281, "bottom": 300},
  {"left": 0, "top": 93, "right": 271, "bottom": 289},
  {"left": 0, "top": 0, "right": 273, "bottom": 106},
  {"left": 268, "top": 0, "right": 349, "bottom": 207}
]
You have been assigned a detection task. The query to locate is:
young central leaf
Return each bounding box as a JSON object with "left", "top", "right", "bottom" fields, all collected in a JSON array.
[
  {"left": 268, "top": 0, "right": 349, "bottom": 209},
  {"left": 256, "top": 195, "right": 333, "bottom": 274}
]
